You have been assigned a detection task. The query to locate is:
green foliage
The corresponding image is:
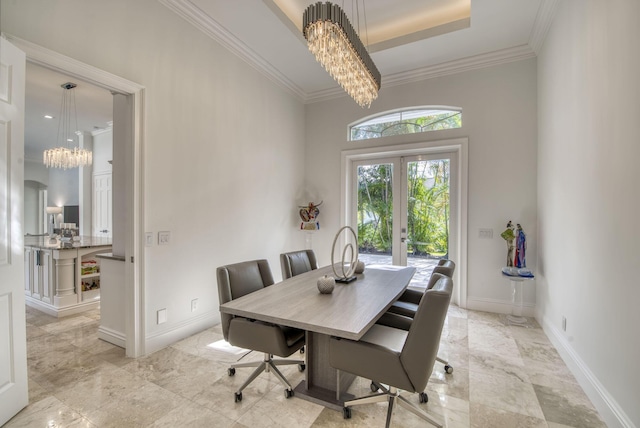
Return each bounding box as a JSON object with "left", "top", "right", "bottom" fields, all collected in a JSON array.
[
  {"left": 357, "top": 160, "right": 450, "bottom": 257},
  {"left": 351, "top": 111, "right": 461, "bottom": 141},
  {"left": 357, "top": 164, "right": 393, "bottom": 252}
]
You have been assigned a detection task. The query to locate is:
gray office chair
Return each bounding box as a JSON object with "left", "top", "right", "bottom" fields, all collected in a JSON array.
[
  {"left": 279, "top": 249, "right": 318, "bottom": 356},
  {"left": 330, "top": 276, "right": 453, "bottom": 427},
  {"left": 217, "top": 259, "right": 305, "bottom": 402},
  {"left": 280, "top": 249, "right": 318, "bottom": 280},
  {"left": 378, "top": 259, "right": 456, "bottom": 374}
]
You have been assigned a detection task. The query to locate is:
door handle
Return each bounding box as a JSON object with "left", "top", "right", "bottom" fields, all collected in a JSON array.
[{"left": 100, "top": 230, "right": 108, "bottom": 233}]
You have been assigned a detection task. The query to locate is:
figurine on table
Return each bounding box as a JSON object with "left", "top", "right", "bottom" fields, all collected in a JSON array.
[
  {"left": 500, "top": 221, "right": 515, "bottom": 267},
  {"left": 514, "top": 223, "right": 526, "bottom": 268}
]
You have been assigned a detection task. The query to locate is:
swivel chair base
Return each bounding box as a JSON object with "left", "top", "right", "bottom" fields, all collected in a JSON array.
[
  {"left": 436, "top": 356, "right": 453, "bottom": 374},
  {"left": 228, "top": 352, "right": 305, "bottom": 402},
  {"left": 342, "top": 382, "right": 443, "bottom": 428}
]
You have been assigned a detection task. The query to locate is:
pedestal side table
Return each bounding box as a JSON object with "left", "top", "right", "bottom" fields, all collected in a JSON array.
[{"left": 502, "top": 272, "right": 535, "bottom": 326}]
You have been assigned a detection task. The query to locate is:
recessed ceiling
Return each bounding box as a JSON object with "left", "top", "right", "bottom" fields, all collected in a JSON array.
[
  {"left": 24, "top": 0, "right": 554, "bottom": 156},
  {"left": 161, "top": 0, "right": 551, "bottom": 101},
  {"left": 267, "top": 0, "right": 471, "bottom": 51}
]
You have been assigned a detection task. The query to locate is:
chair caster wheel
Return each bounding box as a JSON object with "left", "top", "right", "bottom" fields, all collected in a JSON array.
[
  {"left": 228, "top": 368, "right": 236, "bottom": 376},
  {"left": 300, "top": 346, "right": 305, "bottom": 354},
  {"left": 343, "top": 406, "right": 352, "bottom": 419},
  {"left": 285, "top": 388, "right": 294, "bottom": 399},
  {"left": 419, "top": 392, "right": 428, "bottom": 403},
  {"left": 444, "top": 365, "right": 453, "bottom": 374},
  {"left": 234, "top": 392, "right": 242, "bottom": 402},
  {"left": 370, "top": 381, "right": 379, "bottom": 392},
  {"left": 298, "top": 363, "right": 306, "bottom": 372}
]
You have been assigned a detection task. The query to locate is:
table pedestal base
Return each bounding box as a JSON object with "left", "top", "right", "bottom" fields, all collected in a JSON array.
[
  {"left": 294, "top": 381, "right": 355, "bottom": 411},
  {"left": 295, "top": 331, "right": 356, "bottom": 410}
]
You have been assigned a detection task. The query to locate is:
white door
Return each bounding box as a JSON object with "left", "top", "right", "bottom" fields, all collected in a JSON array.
[
  {"left": 0, "top": 37, "right": 29, "bottom": 425},
  {"left": 92, "top": 172, "right": 112, "bottom": 237},
  {"left": 352, "top": 152, "right": 456, "bottom": 289}
]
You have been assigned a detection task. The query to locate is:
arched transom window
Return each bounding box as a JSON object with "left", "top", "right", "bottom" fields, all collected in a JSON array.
[{"left": 349, "top": 107, "right": 462, "bottom": 141}]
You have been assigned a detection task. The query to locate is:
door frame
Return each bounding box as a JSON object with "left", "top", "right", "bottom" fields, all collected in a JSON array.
[
  {"left": 341, "top": 138, "right": 468, "bottom": 307},
  {"left": 5, "top": 34, "right": 147, "bottom": 357}
]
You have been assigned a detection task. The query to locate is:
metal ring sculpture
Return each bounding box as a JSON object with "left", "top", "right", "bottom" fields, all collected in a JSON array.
[{"left": 331, "top": 226, "right": 359, "bottom": 280}]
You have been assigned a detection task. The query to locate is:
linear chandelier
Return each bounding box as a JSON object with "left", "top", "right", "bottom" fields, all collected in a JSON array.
[
  {"left": 303, "top": 1, "right": 381, "bottom": 108},
  {"left": 43, "top": 82, "right": 93, "bottom": 169}
]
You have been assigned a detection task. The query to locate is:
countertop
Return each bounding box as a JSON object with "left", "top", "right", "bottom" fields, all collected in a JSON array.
[
  {"left": 24, "top": 235, "right": 113, "bottom": 250},
  {"left": 96, "top": 252, "right": 125, "bottom": 262}
]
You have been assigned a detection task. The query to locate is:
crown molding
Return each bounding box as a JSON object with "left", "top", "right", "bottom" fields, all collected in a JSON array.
[
  {"left": 91, "top": 127, "right": 113, "bottom": 137},
  {"left": 158, "top": 1, "right": 544, "bottom": 106},
  {"left": 158, "top": 0, "right": 306, "bottom": 101},
  {"left": 529, "top": 0, "right": 560, "bottom": 54},
  {"left": 383, "top": 45, "right": 536, "bottom": 88},
  {"left": 304, "top": 45, "right": 537, "bottom": 104}
]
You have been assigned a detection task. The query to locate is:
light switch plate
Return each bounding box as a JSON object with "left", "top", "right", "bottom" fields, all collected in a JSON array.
[
  {"left": 479, "top": 228, "right": 493, "bottom": 239},
  {"left": 145, "top": 232, "right": 153, "bottom": 247},
  {"left": 158, "top": 231, "right": 170, "bottom": 245}
]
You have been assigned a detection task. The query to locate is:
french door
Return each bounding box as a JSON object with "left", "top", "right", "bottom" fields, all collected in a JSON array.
[{"left": 352, "top": 153, "right": 456, "bottom": 289}]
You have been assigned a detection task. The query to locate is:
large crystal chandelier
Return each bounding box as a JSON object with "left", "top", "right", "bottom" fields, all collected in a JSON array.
[
  {"left": 303, "top": 2, "right": 381, "bottom": 108},
  {"left": 43, "top": 82, "right": 92, "bottom": 169}
]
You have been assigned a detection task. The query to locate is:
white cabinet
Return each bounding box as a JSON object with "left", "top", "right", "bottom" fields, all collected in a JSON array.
[
  {"left": 24, "top": 237, "right": 112, "bottom": 317},
  {"left": 24, "top": 247, "right": 53, "bottom": 304}
]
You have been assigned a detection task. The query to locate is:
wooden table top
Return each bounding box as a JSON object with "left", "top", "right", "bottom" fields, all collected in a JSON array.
[{"left": 219, "top": 264, "right": 416, "bottom": 340}]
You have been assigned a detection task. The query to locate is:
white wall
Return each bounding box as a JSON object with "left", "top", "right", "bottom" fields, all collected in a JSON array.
[
  {"left": 305, "top": 59, "right": 538, "bottom": 312},
  {"left": 24, "top": 158, "right": 48, "bottom": 186},
  {"left": 23, "top": 180, "right": 42, "bottom": 234},
  {"left": 46, "top": 167, "right": 78, "bottom": 207},
  {"left": 537, "top": 1, "right": 640, "bottom": 427},
  {"left": 1, "top": 0, "right": 306, "bottom": 353},
  {"left": 24, "top": 159, "right": 49, "bottom": 234}
]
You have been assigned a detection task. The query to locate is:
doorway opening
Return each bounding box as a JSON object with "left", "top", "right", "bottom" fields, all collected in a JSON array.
[
  {"left": 355, "top": 155, "right": 452, "bottom": 289},
  {"left": 342, "top": 138, "right": 468, "bottom": 306},
  {"left": 8, "top": 34, "right": 145, "bottom": 357}
]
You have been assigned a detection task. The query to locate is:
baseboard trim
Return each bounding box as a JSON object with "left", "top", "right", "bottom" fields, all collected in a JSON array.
[
  {"left": 466, "top": 297, "right": 535, "bottom": 317},
  {"left": 145, "top": 311, "right": 218, "bottom": 355},
  {"left": 98, "top": 326, "right": 126, "bottom": 348},
  {"left": 540, "top": 316, "right": 636, "bottom": 428},
  {"left": 25, "top": 296, "right": 99, "bottom": 318}
]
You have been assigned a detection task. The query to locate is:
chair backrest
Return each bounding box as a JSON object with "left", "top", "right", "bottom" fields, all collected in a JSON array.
[
  {"left": 280, "top": 249, "right": 318, "bottom": 279},
  {"left": 400, "top": 276, "right": 453, "bottom": 392},
  {"left": 425, "top": 272, "right": 448, "bottom": 290},
  {"left": 432, "top": 259, "right": 456, "bottom": 278},
  {"left": 216, "top": 259, "right": 274, "bottom": 340}
]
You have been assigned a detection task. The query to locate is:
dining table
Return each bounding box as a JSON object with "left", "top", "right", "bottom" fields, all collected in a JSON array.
[{"left": 219, "top": 263, "right": 416, "bottom": 410}]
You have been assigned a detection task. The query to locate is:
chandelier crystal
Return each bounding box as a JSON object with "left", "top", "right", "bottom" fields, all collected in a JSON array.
[
  {"left": 43, "top": 82, "right": 93, "bottom": 169},
  {"left": 303, "top": 2, "right": 381, "bottom": 108}
]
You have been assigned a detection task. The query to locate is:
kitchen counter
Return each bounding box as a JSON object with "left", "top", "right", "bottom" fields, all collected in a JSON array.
[
  {"left": 25, "top": 235, "right": 112, "bottom": 250},
  {"left": 24, "top": 236, "right": 112, "bottom": 317}
]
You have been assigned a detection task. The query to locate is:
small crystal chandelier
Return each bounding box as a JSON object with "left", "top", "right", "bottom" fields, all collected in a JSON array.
[
  {"left": 303, "top": 1, "right": 381, "bottom": 108},
  {"left": 43, "top": 82, "right": 92, "bottom": 169}
]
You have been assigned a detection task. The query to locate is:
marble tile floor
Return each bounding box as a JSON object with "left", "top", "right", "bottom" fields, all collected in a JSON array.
[{"left": 6, "top": 305, "right": 607, "bottom": 428}]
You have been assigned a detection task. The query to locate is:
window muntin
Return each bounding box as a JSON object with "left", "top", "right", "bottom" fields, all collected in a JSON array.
[{"left": 350, "top": 108, "right": 462, "bottom": 141}]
